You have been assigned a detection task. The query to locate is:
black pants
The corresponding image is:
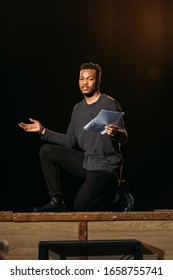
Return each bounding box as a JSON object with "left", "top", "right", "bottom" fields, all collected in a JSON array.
[{"left": 39, "top": 144, "right": 119, "bottom": 211}]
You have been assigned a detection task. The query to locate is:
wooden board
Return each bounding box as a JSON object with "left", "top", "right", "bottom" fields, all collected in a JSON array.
[{"left": 0, "top": 210, "right": 173, "bottom": 259}]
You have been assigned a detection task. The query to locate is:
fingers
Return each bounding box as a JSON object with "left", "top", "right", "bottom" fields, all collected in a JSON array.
[
  {"left": 105, "top": 124, "right": 118, "bottom": 136},
  {"left": 29, "top": 118, "right": 38, "bottom": 123},
  {"left": 18, "top": 122, "right": 29, "bottom": 132},
  {"left": 107, "top": 124, "right": 118, "bottom": 129},
  {"left": 18, "top": 117, "right": 41, "bottom": 133},
  {"left": 18, "top": 121, "right": 39, "bottom": 132},
  {"left": 18, "top": 122, "right": 26, "bottom": 129},
  {"left": 18, "top": 123, "right": 27, "bottom": 132},
  {"left": 19, "top": 118, "right": 36, "bottom": 127}
]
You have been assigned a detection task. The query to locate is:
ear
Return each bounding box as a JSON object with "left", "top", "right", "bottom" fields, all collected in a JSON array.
[{"left": 98, "top": 78, "right": 101, "bottom": 85}]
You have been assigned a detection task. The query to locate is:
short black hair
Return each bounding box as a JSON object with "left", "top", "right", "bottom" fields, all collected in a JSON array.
[{"left": 80, "top": 62, "right": 102, "bottom": 80}]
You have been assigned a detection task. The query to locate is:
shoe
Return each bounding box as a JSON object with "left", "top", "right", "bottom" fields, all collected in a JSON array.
[
  {"left": 121, "top": 192, "right": 134, "bottom": 211},
  {"left": 32, "top": 195, "right": 66, "bottom": 212},
  {"left": 118, "top": 180, "right": 135, "bottom": 211}
]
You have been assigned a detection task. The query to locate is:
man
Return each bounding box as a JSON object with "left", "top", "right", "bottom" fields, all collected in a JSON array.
[{"left": 19, "top": 62, "right": 134, "bottom": 212}]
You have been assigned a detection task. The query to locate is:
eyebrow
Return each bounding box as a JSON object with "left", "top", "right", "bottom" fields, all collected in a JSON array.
[{"left": 79, "top": 75, "right": 95, "bottom": 78}]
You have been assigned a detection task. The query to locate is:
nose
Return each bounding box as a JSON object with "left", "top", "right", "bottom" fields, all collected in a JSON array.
[{"left": 83, "top": 79, "right": 89, "bottom": 85}]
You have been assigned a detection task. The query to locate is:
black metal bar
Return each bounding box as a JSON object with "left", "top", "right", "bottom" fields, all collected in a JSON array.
[{"left": 38, "top": 239, "right": 143, "bottom": 260}]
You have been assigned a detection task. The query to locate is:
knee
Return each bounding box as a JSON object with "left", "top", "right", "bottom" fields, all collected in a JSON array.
[{"left": 39, "top": 144, "right": 52, "bottom": 161}]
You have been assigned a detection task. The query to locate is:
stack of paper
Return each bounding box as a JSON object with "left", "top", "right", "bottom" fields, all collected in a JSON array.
[{"left": 84, "top": 109, "right": 124, "bottom": 135}]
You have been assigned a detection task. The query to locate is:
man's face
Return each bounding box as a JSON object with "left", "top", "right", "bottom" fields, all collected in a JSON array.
[{"left": 79, "top": 69, "right": 99, "bottom": 96}]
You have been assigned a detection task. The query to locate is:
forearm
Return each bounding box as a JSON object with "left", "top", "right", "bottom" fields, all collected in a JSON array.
[{"left": 41, "top": 128, "right": 77, "bottom": 148}]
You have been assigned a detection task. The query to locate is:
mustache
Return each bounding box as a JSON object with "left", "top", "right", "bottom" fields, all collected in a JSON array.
[{"left": 82, "top": 87, "right": 99, "bottom": 97}]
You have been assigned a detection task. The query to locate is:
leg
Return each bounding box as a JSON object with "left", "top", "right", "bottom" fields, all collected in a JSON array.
[
  {"left": 74, "top": 170, "right": 119, "bottom": 211},
  {"left": 39, "top": 144, "right": 86, "bottom": 197},
  {"left": 33, "top": 144, "right": 86, "bottom": 212}
]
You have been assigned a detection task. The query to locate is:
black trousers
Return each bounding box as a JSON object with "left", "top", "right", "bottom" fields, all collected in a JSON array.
[{"left": 39, "top": 144, "right": 119, "bottom": 211}]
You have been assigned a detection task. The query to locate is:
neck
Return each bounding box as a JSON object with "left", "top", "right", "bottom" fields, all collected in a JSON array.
[{"left": 84, "top": 91, "right": 101, "bottom": 104}]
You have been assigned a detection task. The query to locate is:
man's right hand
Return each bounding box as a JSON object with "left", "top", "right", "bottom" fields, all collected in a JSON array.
[{"left": 19, "top": 118, "right": 45, "bottom": 134}]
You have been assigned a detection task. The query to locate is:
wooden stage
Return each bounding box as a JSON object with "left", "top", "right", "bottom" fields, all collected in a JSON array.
[{"left": 0, "top": 210, "right": 173, "bottom": 260}]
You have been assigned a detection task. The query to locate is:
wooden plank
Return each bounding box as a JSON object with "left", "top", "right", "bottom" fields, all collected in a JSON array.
[
  {"left": 141, "top": 242, "right": 165, "bottom": 260},
  {"left": 88, "top": 220, "right": 173, "bottom": 260},
  {"left": 78, "top": 221, "right": 88, "bottom": 240},
  {"left": 78, "top": 221, "right": 88, "bottom": 259},
  {"left": 0, "top": 211, "right": 13, "bottom": 221},
  {"left": 0, "top": 221, "right": 78, "bottom": 260},
  {"left": 1, "top": 212, "right": 173, "bottom": 259},
  {"left": 1, "top": 220, "right": 172, "bottom": 259},
  {"left": 13, "top": 211, "right": 173, "bottom": 222}
]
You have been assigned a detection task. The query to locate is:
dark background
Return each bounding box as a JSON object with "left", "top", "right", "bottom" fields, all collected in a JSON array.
[{"left": 2, "top": 0, "right": 173, "bottom": 212}]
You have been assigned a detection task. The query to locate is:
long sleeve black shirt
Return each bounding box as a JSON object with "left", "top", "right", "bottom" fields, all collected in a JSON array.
[{"left": 42, "top": 93, "right": 127, "bottom": 178}]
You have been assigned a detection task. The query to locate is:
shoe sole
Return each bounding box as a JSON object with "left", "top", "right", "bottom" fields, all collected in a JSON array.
[{"left": 124, "top": 193, "right": 135, "bottom": 211}]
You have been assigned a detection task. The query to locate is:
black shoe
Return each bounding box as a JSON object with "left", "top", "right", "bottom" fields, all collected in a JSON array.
[
  {"left": 118, "top": 180, "right": 135, "bottom": 211},
  {"left": 32, "top": 196, "right": 66, "bottom": 212}
]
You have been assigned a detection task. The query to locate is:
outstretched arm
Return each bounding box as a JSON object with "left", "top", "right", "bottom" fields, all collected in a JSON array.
[
  {"left": 19, "top": 117, "right": 78, "bottom": 148},
  {"left": 18, "top": 118, "right": 45, "bottom": 134}
]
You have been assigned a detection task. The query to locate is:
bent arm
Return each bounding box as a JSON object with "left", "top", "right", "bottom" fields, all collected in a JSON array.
[
  {"left": 19, "top": 117, "right": 78, "bottom": 148},
  {"left": 41, "top": 120, "right": 78, "bottom": 148}
]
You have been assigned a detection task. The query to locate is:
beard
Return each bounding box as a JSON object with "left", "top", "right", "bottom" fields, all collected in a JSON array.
[{"left": 82, "top": 86, "right": 99, "bottom": 97}]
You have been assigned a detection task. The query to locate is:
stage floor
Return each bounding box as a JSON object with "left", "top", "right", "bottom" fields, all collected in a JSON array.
[{"left": 0, "top": 210, "right": 173, "bottom": 259}]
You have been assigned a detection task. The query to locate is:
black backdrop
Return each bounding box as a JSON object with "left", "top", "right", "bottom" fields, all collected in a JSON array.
[{"left": 2, "top": 0, "right": 173, "bottom": 212}]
